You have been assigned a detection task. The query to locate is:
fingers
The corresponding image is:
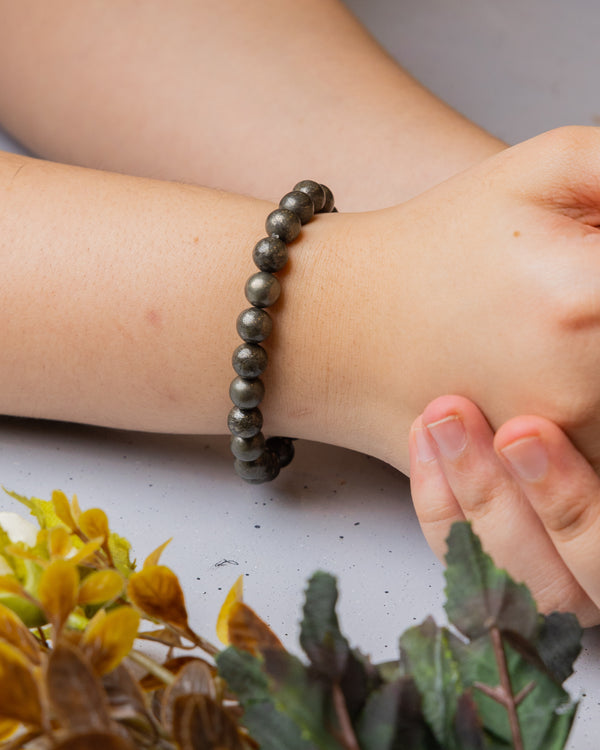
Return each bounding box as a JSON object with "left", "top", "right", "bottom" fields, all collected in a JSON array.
[
  {"left": 409, "top": 395, "right": 598, "bottom": 624},
  {"left": 496, "top": 416, "right": 600, "bottom": 621}
]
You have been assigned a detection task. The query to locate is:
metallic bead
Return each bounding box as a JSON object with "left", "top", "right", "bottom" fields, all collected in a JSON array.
[
  {"left": 320, "top": 184, "right": 335, "bottom": 213},
  {"left": 234, "top": 450, "right": 280, "bottom": 484},
  {"left": 236, "top": 307, "right": 273, "bottom": 343},
  {"left": 265, "top": 436, "right": 295, "bottom": 468},
  {"left": 245, "top": 272, "right": 281, "bottom": 308},
  {"left": 293, "top": 179, "right": 325, "bottom": 212},
  {"left": 253, "top": 236, "right": 288, "bottom": 273},
  {"left": 227, "top": 406, "right": 263, "bottom": 438},
  {"left": 230, "top": 432, "right": 266, "bottom": 461},
  {"left": 265, "top": 208, "right": 301, "bottom": 243},
  {"left": 279, "top": 190, "right": 314, "bottom": 225},
  {"left": 232, "top": 343, "right": 268, "bottom": 379},
  {"left": 229, "top": 376, "right": 265, "bottom": 409}
]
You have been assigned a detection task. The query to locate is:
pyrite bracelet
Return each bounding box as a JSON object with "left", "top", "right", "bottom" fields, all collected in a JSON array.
[{"left": 228, "top": 180, "right": 336, "bottom": 483}]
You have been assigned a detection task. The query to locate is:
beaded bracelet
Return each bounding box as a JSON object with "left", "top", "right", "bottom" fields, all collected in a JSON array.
[{"left": 228, "top": 180, "right": 336, "bottom": 483}]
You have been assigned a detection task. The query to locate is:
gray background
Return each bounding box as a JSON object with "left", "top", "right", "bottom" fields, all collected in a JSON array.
[{"left": 2, "top": 1, "right": 600, "bottom": 747}]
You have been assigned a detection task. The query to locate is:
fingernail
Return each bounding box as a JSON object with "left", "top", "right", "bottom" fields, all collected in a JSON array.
[
  {"left": 500, "top": 436, "right": 549, "bottom": 482},
  {"left": 426, "top": 415, "right": 467, "bottom": 459},
  {"left": 413, "top": 425, "right": 437, "bottom": 463}
]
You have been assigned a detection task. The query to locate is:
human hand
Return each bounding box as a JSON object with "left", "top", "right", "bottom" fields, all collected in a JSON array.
[
  {"left": 409, "top": 395, "right": 600, "bottom": 627},
  {"left": 346, "top": 127, "right": 600, "bottom": 472}
]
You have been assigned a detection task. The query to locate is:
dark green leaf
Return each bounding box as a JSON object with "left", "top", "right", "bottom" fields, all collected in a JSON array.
[
  {"left": 339, "top": 648, "right": 381, "bottom": 720},
  {"left": 399, "top": 617, "right": 462, "bottom": 749},
  {"left": 300, "top": 571, "right": 350, "bottom": 681},
  {"left": 534, "top": 612, "right": 582, "bottom": 683},
  {"left": 453, "top": 692, "right": 486, "bottom": 750},
  {"left": 356, "top": 676, "right": 441, "bottom": 750},
  {"left": 217, "top": 647, "right": 344, "bottom": 750},
  {"left": 450, "top": 632, "right": 576, "bottom": 750},
  {"left": 444, "top": 523, "right": 538, "bottom": 640}
]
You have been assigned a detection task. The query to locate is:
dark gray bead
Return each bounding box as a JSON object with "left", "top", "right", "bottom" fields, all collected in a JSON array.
[
  {"left": 320, "top": 184, "right": 335, "bottom": 213},
  {"left": 265, "top": 436, "right": 295, "bottom": 468},
  {"left": 230, "top": 432, "right": 266, "bottom": 461},
  {"left": 232, "top": 343, "right": 268, "bottom": 379},
  {"left": 279, "top": 190, "right": 314, "bottom": 225},
  {"left": 236, "top": 307, "right": 273, "bottom": 343},
  {"left": 234, "top": 450, "right": 280, "bottom": 484},
  {"left": 229, "top": 376, "right": 265, "bottom": 409},
  {"left": 293, "top": 180, "right": 325, "bottom": 212},
  {"left": 245, "top": 272, "right": 281, "bottom": 308},
  {"left": 265, "top": 208, "right": 301, "bottom": 243},
  {"left": 253, "top": 237, "right": 289, "bottom": 273},
  {"left": 227, "top": 406, "right": 263, "bottom": 438}
]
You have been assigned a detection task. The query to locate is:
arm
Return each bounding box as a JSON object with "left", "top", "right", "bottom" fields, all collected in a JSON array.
[{"left": 0, "top": 0, "right": 504, "bottom": 209}]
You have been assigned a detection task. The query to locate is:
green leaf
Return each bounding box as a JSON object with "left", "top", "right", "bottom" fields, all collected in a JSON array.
[
  {"left": 300, "top": 571, "right": 350, "bottom": 681},
  {"left": 444, "top": 522, "right": 538, "bottom": 640},
  {"left": 3, "top": 488, "right": 63, "bottom": 531},
  {"left": 218, "top": 647, "right": 345, "bottom": 750},
  {"left": 450, "top": 633, "right": 575, "bottom": 750},
  {"left": 339, "top": 648, "right": 381, "bottom": 720},
  {"left": 108, "top": 531, "right": 135, "bottom": 577},
  {"left": 534, "top": 612, "right": 582, "bottom": 684},
  {"left": 400, "top": 617, "right": 463, "bottom": 749},
  {"left": 356, "top": 676, "right": 442, "bottom": 750},
  {"left": 217, "top": 647, "right": 318, "bottom": 750}
]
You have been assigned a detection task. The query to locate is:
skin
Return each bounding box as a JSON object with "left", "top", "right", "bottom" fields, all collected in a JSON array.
[{"left": 0, "top": 1, "right": 598, "bottom": 625}]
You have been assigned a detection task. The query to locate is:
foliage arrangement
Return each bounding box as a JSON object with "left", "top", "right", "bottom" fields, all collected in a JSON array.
[{"left": 0, "top": 488, "right": 584, "bottom": 750}]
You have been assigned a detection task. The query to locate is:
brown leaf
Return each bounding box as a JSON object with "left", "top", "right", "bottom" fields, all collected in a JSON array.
[
  {"left": 68, "top": 538, "right": 104, "bottom": 565},
  {"left": 78, "top": 569, "right": 124, "bottom": 606},
  {"left": 81, "top": 606, "right": 140, "bottom": 676},
  {"left": 38, "top": 559, "right": 79, "bottom": 631},
  {"left": 48, "top": 527, "right": 72, "bottom": 559},
  {"left": 139, "top": 656, "right": 214, "bottom": 692},
  {"left": 78, "top": 509, "right": 110, "bottom": 544},
  {"left": 0, "top": 575, "right": 27, "bottom": 596},
  {"left": 143, "top": 538, "right": 173, "bottom": 569},
  {"left": 0, "top": 640, "right": 43, "bottom": 726},
  {"left": 46, "top": 642, "right": 112, "bottom": 733},
  {"left": 127, "top": 565, "right": 188, "bottom": 628},
  {"left": 103, "top": 662, "right": 156, "bottom": 723},
  {"left": 161, "top": 660, "right": 216, "bottom": 732},
  {"left": 53, "top": 732, "right": 137, "bottom": 750},
  {"left": 51, "top": 490, "right": 77, "bottom": 531},
  {"left": 0, "top": 717, "right": 20, "bottom": 741},
  {"left": 172, "top": 694, "right": 247, "bottom": 750},
  {"left": 0, "top": 602, "right": 42, "bottom": 664},
  {"left": 227, "top": 601, "right": 284, "bottom": 655}
]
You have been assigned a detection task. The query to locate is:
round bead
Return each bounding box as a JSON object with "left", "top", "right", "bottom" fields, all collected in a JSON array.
[
  {"left": 229, "top": 376, "right": 265, "bottom": 409},
  {"left": 252, "top": 237, "right": 289, "bottom": 273},
  {"left": 265, "top": 436, "right": 295, "bottom": 469},
  {"left": 293, "top": 180, "right": 326, "bottom": 212},
  {"left": 227, "top": 406, "right": 263, "bottom": 438},
  {"left": 279, "top": 190, "right": 314, "bottom": 225},
  {"left": 320, "top": 184, "right": 335, "bottom": 213},
  {"left": 245, "top": 272, "right": 281, "bottom": 308},
  {"left": 230, "top": 432, "right": 266, "bottom": 461},
  {"left": 265, "top": 208, "right": 301, "bottom": 243},
  {"left": 232, "top": 343, "right": 268, "bottom": 379},
  {"left": 234, "top": 450, "right": 280, "bottom": 484},
  {"left": 236, "top": 307, "right": 273, "bottom": 343}
]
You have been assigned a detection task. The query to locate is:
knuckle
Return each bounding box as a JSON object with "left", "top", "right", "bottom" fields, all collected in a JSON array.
[{"left": 539, "top": 493, "right": 596, "bottom": 540}]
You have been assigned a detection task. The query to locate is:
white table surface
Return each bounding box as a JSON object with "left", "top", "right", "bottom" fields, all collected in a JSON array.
[{"left": 1, "top": 2, "right": 600, "bottom": 747}]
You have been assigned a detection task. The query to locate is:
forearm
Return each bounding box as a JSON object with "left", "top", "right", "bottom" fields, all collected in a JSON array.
[
  {"left": 0, "top": 152, "right": 365, "bottom": 450},
  {"left": 0, "top": 0, "right": 504, "bottom": 210}
]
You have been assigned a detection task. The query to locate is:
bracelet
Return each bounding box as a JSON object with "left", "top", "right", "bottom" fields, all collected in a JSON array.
[{"left": 228, "top": 180, "right": 336, "bottom": 483}]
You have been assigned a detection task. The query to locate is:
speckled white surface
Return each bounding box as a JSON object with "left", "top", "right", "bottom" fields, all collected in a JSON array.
[{"left": 1, "top": 2, "right": 600, "bottom": 747}]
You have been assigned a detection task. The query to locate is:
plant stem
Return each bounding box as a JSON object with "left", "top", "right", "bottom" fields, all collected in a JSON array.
[
  {"left": 491, "top": 627, "right": 524, "bottom": 750},
  {"left": 128, "top": 649, "right": 176, "bottom": 685},
  {"left": 332, "top": 682, "right": 360, "bottom": 750}
]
